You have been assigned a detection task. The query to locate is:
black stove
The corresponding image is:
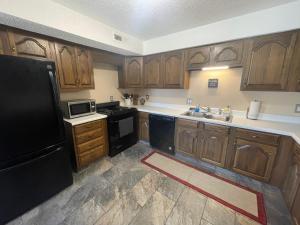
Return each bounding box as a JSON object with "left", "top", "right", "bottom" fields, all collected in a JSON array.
[
  {"left": 96, "top": 101, "right": 138, "bottom": 157},
  {"left": 96, "top": 101, "right": 137, "bottom": 116}
]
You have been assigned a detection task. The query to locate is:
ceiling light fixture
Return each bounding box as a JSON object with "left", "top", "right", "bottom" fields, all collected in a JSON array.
[{"left": 201, "top": 66, "right": 230, "bottom": 71}]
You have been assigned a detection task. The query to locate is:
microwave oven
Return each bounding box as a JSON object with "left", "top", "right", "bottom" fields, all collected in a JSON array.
[{"left": 60, "top": 99, "right": 96, "bottom": 119}]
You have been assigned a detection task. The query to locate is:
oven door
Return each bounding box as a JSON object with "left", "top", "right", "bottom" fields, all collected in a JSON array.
[
  {"left": 108, "top": 111, "right": 138, "bottom": 156},
  {"left": 68, "top": 101, "right": 93, "bottom": 118}
]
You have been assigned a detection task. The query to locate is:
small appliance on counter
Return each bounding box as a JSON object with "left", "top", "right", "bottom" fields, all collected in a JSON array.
[
  {"left": 247, "top": 100, "right": 261, "bottom": 120},
  {"left": 60, "top": 99, "right": 96, "bottom": 119},
  {"left": 96, "top": 101, "right": 138, "bottom": 157}
]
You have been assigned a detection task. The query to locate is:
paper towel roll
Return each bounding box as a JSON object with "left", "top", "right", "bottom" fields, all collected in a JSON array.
[{"left": 247, "top": 100, "right": 261, "bottom": 120}]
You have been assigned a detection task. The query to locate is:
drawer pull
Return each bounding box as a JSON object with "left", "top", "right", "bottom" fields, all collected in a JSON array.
[
  {"left": 252, "top": 135, "right": 257, "bottom": 139},
  {"left": 210, "top": 136, "right": 217, "bottom": 139}
]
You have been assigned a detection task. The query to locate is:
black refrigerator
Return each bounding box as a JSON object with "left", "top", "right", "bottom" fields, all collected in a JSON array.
[{"left": 0, "top": 55, "right": 73, "bottom": 224}]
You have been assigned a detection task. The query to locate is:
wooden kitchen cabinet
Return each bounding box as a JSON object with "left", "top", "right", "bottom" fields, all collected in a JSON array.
[
  {"left": 0, "top": 27, "right": 11, "bottom": 55},
  {"left": 55, "top": 42, "right": 79, "bottom": 90},
  {"left": 7, "top": 30, "right": 54, "bottom": 60},
  {"left": 185, "top": 46, "right": 211, "bottom": 69},
  {"left": 65, "top": 119, "right": 108, "bottom": 171},
  {"left": 124, "top": 56, "right": 143, "bottom": 88},
  {"left": 197, "top": 123, "right": 229, "bottom": 167},
  {"left": 143, "top": 54, "right": 163, "bottom": 88},
  {"left": 55, "top": 43, "right": 94, "bottom": 91},
  {"left": 211, "top": 40, "right": 244, "bottom": 67},
  {"left": 175, "top": 119, "right": 199, "bottom": 156},
  {"left": 241, "top": 31, "right": 297, "bottom": 91},
  {"left": 231, "top": 129, "right": 279, "bottom": 182},
  {"left": 282, "top": 143, "right": 300, "bottom": 210},
  {"left": 162, "top": 50, "right": 188, "bottom": 89},
  {"left": 139, "top": 112, "right": 149, "bottom": 142},
  {"left": 75, "top": 47, "right": 94, "bottom": 89}
]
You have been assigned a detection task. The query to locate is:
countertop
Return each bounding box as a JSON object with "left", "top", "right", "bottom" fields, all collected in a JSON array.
[
  {"left": 63, "top": 114, "right": 107, "bottom": 126},
  {"left": 134, "top": 105, "right": 300, "bottom": 145}
]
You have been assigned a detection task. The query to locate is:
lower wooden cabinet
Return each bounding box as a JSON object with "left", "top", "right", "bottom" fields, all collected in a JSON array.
[
  {"left": 175, "top": 119, "right": 198, "bottom": 156},
  {"left": 65, "top": 119, "right": 108, "bottom": 171},
  {"left": 197, "top": 123, "right": 229, "bottom": 167},
  {"left": 231, "top": 129, "right": 279, "bottom": 182},
  {"left": 138, "top": 112, "right": 149, "bottom": 142}
]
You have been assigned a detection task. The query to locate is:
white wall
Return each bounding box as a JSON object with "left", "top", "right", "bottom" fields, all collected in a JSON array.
[
  {"left": 0, "top": 0, "right": 143, "bottom": 55},
  {"left": 143, "top": 0, "right": 300, "bottom": 54}
]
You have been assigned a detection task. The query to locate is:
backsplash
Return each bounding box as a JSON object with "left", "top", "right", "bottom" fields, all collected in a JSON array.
[{"left": 136, "top": 68, "right": 300, "bottom": 117}]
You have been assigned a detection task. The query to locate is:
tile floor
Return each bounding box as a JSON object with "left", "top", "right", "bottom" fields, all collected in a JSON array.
[{"left": 7, "top": 142, "right": 293, "bottom": 225}]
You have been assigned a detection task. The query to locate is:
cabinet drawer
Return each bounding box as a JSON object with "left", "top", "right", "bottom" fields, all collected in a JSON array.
[
  {"left": 78, "top": 145, "right": 106, "bottom": 168},
  {"left": 77, "top": 136, "right": 104, "bottom": 154},
  {"left": 75, "top": 129, "right": 103, "bottom": 145},
  {"left": 74, "top": 120, "right": 103, "bottom": 134},
  {"left": 204, "top": 123, "right": 229, "bottom": 134},
  {"left": 177, "top": 118, "right": 198, "bottom": 128},
  {"left": 236, "top": 128, "right": 279, "bottom": 146}
]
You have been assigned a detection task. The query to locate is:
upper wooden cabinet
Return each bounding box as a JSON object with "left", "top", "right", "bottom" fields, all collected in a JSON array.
[
  {"left": 55, "top": 43, "right": 94, "bottom": 91},
  {"left": 162, "top": 50, "right": 188, "bottom": 89},
  {"left": 0, "top": 27, "right": 11, "bottom": 55},
  {"left": 185, "top": 41, "right": 244, "bottom": 69},
  {"left": 143, "top": 54, "right": 163, "bottom": 88},
  {"left": 211, "top": 41, "right": 244, "bottom": 67},
  {"left": 75, "top": 47, "right": 94, "bottom": 89},
  {"left": 7, "top": 31, "right": 54, "bottom": 60},
  {"left": 241, "top": 31, "right": 298, "bottom": 91},
  {"left": 124, "top": 56, "right": 143, "bottom": 88},
  {"left": 197, "top": 123, "right": 229, "bottom": 167},
  {"left": 55, "top": 43, "right": 79, "bottom": 90},
  {"left": 185, "top": 46, "right": 211, "bottom": 70}
]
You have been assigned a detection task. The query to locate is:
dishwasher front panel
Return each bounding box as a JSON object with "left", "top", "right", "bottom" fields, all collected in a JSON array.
[{"left": 149, "top": 114, "right": 175, "bottom": 154}]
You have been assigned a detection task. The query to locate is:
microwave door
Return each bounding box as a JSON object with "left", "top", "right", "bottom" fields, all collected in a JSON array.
[{"left": 69, "top": 102, "right": 91, "bottom": 118}]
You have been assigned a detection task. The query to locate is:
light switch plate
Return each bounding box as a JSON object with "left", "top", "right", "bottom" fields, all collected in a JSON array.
[{"left": 295, "top": 104, "right": 300, "bottom": 113}]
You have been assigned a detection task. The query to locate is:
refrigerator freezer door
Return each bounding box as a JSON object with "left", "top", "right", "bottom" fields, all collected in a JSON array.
[
  {"left": 0, "top": 56, "right": 65, "bottom": 168},
  {"left": 0, "top": 145, "right": 73, "bottom": 225}
]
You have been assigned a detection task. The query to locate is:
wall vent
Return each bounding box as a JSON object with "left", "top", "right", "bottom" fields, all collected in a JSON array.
[{"left": 114, "top": 34, "right": 122, "bottom": 41}]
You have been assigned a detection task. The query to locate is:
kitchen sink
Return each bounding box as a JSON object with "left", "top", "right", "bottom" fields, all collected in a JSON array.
[{"left": 181, "top": 111, "right": 232, "bottom": 122}]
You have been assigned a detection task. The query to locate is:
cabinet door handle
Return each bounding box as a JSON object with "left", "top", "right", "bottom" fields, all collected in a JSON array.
[
  {"left": 144, "top": 122, "right": 148, "bottom": 128},
  {"left": 11, "top": 47, "right": 16, "bottom": 52},
  {"left": 237, "top": 145, "right": 251, "bottom": 150},
  {"left": 252, "top": 135, "right": 257, "bottom": 139},
  {"left": 210, "top": 136, "right": 217, "bottom": 139}
]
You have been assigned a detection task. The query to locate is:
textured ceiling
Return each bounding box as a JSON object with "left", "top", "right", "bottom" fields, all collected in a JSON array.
[{"left": 52, "top": 0, "right": 296, "bottom": 40}]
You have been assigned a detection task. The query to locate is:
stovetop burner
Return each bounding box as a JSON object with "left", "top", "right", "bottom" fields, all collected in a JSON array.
[{"left": 96, "top": 101, "right": 137, "bottom": 116}]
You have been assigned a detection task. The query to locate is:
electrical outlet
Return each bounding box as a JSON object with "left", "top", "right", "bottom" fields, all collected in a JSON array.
[
  {"left": 295, "top": 104, "right": 300, "bottom": 113},
  {"left": 186, "top": 98, "right": 192, "bottom": 105},
  {"left": 110, "top": 96, "right": 114, "bottom": 101}
]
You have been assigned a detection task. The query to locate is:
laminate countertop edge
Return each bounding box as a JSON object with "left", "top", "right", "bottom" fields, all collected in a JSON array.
[
  {"left": 63, "top": 114, "right": 107, "bottom": 126},
  {"left": 135, "top": 105, "right": 300, "bottom": 145}
]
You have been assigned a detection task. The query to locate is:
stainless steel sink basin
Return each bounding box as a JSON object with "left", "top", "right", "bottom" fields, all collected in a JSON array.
[{"left": 181, "top": 111, "right": 232, "bottom": 122}]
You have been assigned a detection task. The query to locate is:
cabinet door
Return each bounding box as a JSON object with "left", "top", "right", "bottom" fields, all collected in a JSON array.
[
  {"left": 75, "top": 47, "right": 94, "bottom": 89},
  {"left": 232, "top": 139, "right": 278, "bottom": 181},
  {"left": 175, "top": 126, "right": 198, "bottom": 156},
  {"left": 162, "top": 50, "right": 186, "bottom": 88},
  {"left": 55, "top": 43, "right": 78, "bottom": 90},
  {"left": 7, "top": 31, "right": 53, "bottom": 60},
  {"left": 241, "top": 31, "right": 297, "bottom": 91},
  {"left": 124, "top": 56, "right": 143, "bottom": 88},
  {"left": 144, "top": 54, "right": 163, "bottom": 88},
  {"left": 0, "top": 27, "right": 11, "bottom": 55},
  {"left": 185, "top": 46, "right": 211, "bottom": 69},
  {"left": 211, "top": 40, "right": 244, "bottom": 67},
  {"left": 291, "top": 186, "right": 300, "bottom": 225},
  {"left": 139, "top": 118, "right": 149, "bottom": 142},
  {"left": 198, "top": 125, "right": 229, "bottom": 167}
]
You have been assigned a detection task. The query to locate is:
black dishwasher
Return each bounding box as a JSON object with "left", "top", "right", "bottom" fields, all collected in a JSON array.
[{"left": 149, "top": 114, "right": 175, "bottom": 154}]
